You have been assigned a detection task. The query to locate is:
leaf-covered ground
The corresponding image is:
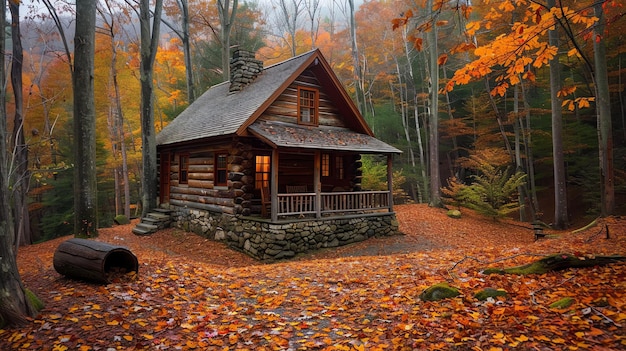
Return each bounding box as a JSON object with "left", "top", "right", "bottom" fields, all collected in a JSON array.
[{"left": 2, "top": 204, "right": 625, "bottom": 350}]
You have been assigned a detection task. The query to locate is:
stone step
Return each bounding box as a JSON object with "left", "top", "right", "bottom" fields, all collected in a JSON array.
[
  {"left": 153, "top": 208, "right": 173, "bottom": 214},
  {"left": 132, "top": 226, "right": 154, "bottom": 236},
  {"left": 136, "top": 222, "right": 158, "bottom": 231},
  {"left": 147, "top": 212, "right": 170, "bottom": 220}
]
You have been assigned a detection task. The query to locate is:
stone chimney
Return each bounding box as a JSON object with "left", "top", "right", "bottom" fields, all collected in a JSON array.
[{"left": 229, "top": 50, "right": 263, "bottom": 94}]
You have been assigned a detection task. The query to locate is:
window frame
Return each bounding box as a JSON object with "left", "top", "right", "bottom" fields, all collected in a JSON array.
[
  {"left": 215, "top": 152, "right": 229, "bottom": 187},
  {"left": 297, "top": 86, "right": 319, "bottom": 126},
  {"left": 179, "top": 154, "right": 189, "bottom": 185},
  {"left": 335, "top": 155, "right": 344, "bottom": 180},
  {"left": 321, "top": 153, "right": 330, "bottom": 177},
  {"left": 255, "top": 155, "right": 271, "bottom": 189}
]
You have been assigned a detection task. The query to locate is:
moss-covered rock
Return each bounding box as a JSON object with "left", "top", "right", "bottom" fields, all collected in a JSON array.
[
  {"left": 114, "top": 215, "right": 130, "bottom": 225},
  {"left": 474, "top": 288, "right": 508, "bottom": 301},
  {"left": 549, "top": 297, "right": 575, "bottom": 309},
  {"left": 25, "top": 288, "right": 44, "bottom": 312},
  {"left": 446, "top": 210, "right": 462, "bottom": 219},
  {"left": 419, "top": 282, "right": 460, "bottom": 301}
]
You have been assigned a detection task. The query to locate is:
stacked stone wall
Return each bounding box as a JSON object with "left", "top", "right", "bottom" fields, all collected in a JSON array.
[{"left": 171, "top": 207, "right": 400, "bottom": 260}]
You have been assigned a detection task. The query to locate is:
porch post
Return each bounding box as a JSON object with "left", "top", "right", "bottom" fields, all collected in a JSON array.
[
  {"left": 314, "top": 151, "right": 321, "bottom": 218},
  {"left": 271, "top": 149, "right": 279, "bottom": 222},
  {"left": 387, "top": 154, "right": 394, "bottom": 212}
]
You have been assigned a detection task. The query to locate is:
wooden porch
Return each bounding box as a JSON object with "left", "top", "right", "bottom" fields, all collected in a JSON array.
[{"left": 272, "top": 190, "right": 391, "bottom": 218}]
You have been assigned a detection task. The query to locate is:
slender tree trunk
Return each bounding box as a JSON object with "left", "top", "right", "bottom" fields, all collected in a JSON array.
[
  {"left": 140, "top": 0, "right": 163, "bottom": 216},
  {"left": 0, "top": 0, "right": 36, "bottom": 327},
  {"left": 348, "top": 0, "right": 366, "bottom": 114},
  {"left": 9, "top": 1, "right": 31, "bottom": 246},
  {"left": 426, "top": 0, "right": 441, "bottom": 207},
  {"left": 179, "top": 0, "right": 195, "bottom": 103},
  {"left": 395, "top": 59, "right": 416, "bottom": 169},
  {"left": 548, "top": 0, "right": 568, "bottom": 229},
  {"left": 218, "top": 0, "right": 238, "bottom": 81},
  {"left": 520, "top": 81, "right": 540, "bottom": 216},
  {"left": 105, "top": 13, "right": 132, "bottom": 218},
  {"left": 593, "top": 3, "right": 614, "bottom": 217},
  {"left": 73, "top": 0, "right": 98, "bottom": 237},
  {"left": 513, "top": 85, "right": 526, "bottom": 221}
]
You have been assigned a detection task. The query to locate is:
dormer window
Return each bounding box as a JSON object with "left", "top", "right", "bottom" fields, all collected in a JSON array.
[{"left": 298, "top": 87, "right": 318, "bottom": 126}]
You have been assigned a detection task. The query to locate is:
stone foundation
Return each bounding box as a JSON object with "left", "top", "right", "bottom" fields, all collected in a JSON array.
[{"left": 171, "top": 207, "right": 401, "bottom": 260}]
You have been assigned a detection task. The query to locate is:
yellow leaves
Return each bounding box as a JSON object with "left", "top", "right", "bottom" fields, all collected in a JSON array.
[
  {"left": 558, "top": 86, "right": 577, "bottom": 98},
  {"left": 562, "top": 97, "right": 595, "bottom": 111},
  {"left": 532, "top": 45, "right": 558, "bottom": 68},
  {"left": 466, "top": 21, "right": 481, "bottom": 36}
]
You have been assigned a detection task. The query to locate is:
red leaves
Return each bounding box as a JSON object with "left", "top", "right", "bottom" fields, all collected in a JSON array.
[{"left": 4, "top": 207, "right": 626, "bottom": 350}]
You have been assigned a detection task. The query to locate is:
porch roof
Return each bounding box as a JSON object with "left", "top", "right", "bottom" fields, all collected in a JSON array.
[{"left": 248, "top": 120, "right": 401, "bottom": 154}]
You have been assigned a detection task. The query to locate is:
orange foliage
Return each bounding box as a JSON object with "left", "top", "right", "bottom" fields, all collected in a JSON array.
[{"left": 4, "top": 205, "right": 626, "bottom": 349}]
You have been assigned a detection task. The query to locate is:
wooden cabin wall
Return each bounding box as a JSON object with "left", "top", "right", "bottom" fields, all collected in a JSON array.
[
  {"left": 261, "top": 69, "right": 347, "bottom": 128},
  {"left": 161, "top": 140, "right": 256, "bottom": 216}
]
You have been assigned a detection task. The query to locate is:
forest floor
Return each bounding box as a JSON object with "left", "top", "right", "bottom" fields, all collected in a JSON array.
[{"left": 2, "top": 204, "right": 625, "bottom": 350}]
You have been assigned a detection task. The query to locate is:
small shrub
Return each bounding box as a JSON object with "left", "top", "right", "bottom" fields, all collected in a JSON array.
[{"left": 442, "top": 153, "right": 526, "bottom": 219}]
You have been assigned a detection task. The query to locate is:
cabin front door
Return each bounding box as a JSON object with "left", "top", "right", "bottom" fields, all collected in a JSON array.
[{"left": 159, "top": 152, "right": 171, "bottom": 204}]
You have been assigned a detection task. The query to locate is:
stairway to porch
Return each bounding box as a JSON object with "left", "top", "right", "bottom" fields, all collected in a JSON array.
[{"left": 132, "top": 208, "right": 173, "bottom": 236}]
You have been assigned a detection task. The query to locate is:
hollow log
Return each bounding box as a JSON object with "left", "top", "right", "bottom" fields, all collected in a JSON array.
[{"left": 53, "top": 238, "right": 138, "bottom": 284}]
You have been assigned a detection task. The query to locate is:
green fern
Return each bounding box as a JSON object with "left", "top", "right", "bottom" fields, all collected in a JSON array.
[{"left": 443, "top": 156, "right": 527, "bottom": 219}]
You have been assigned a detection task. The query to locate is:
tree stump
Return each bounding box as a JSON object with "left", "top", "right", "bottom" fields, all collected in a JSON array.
[{"left": 53, "top": 238, "right": 138, "bottom": 284}]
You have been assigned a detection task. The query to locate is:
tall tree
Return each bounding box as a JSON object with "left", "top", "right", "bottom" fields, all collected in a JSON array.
[
  {"left": 593, "top": 1, "right": 614, "bottom": 217},
  {"left": 100, "top": 0, "right": 132, "bottom": 219},
  {"left": 73, "top": 0, "right": 98, "bottom": 237},
  {"left": 162, "top": 0, "right": 196, "bottom": 103},
  {"left": 218, "top": 0, "right": 238, "bottom": 80},
  {"left": 139, "top": 0, "right": 164, "bottom": 216},
  {"left": 0, "top": 0, "right": 37, "bottom": 327},
  {"left": 272, "top": 0, "right": 303, "bottom": 57},
  {"left": 347, "top": 0, "right": 366, "bottom": 114},
  {"left": 547, "top": 0, "right": 568, "bottom": 229},
  {"left": 9, "top": 0, "right": 31, "bottom": 245},
  {"left": 425, "top": 0, "right": 442, "bottom": 207}
]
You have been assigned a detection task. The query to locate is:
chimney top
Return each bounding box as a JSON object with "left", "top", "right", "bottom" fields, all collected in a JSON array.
[{"left": 229, "top": 50, "right": 263, "bottom": 94}]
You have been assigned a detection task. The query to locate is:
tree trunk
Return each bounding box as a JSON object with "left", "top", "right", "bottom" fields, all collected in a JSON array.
[
  {"left": 0, "top": 0, "right": 36, "bottom": 327},
  {"left": 179, "top": 0, "right": 195, "bottom": 103},
  {"left": 102, "top": 3, "right": 132, "bottom": 219},
  {"left": 140, "top": 0, "right": 163, "bottom": 216},
  {"left": 348, "top": 0, "right": 366, "bottom": 114},
  {"left": 73, "top": 0, "right": 98, "bottom": 237},
  {"left": 427, "top": 0, "right": 442, "bottom": 207},
  {"left": 547, "top": 0, "right": 568, "bottom": 229},
  {"left": 593, "top": 3, "right": 614, "bottom": 217},
  {"left": 9, "top": 0, "right": 31, "bottom": 246},
  {"left": 218, "top": 0, "right": 238, "bottom": 81}
]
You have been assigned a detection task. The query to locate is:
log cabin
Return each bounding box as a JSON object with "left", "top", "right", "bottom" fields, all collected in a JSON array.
[{"left": 155, "top": 49, "right": 402, "bottom": 260}]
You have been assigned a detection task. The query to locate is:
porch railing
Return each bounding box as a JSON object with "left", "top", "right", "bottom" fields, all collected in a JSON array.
[{"left": 276, "top": 190, "right": 390, "bottom": 217}]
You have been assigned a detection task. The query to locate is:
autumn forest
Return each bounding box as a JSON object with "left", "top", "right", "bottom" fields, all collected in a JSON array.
[
  {"left": 1, "top": 0, "right": 626, "bottom": 347},
  {"left": 0, "top": 0, "right": 623, "bottom": 246}
]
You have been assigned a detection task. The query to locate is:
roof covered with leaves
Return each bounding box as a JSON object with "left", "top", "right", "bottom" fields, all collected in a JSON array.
[{"left": 249, "top": 120, "right": 401, "bottom": 154}]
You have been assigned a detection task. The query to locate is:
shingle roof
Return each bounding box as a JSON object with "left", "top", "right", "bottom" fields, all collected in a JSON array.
[
  {"left": 248, "top": 120, "right": 401, "bottom": 154},
  {"left": 156, "top": 50, "right": 400, "bottom": 155},
  {"left": 157, "top": 51, "right": 317, "bottom": 146}
]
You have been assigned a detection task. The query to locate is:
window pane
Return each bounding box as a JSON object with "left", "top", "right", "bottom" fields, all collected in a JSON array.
[{"left": 322, "top": 154, "right": 330, "bottom": 177}]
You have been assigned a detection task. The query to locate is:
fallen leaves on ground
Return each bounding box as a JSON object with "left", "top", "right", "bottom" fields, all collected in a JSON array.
[{"left": 2, "top": 204, "right": 625, "bottom": 350}]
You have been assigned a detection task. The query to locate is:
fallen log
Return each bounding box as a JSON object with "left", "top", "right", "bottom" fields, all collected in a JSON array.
[
  {"left": 483, "top": 253, "right": 626, "bottom": 275},
  {"left": 53, "top": 238, "right": 138, "bottom": 284}
]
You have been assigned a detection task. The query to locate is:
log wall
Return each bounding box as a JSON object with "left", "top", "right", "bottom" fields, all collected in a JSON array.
[
  {"left": 261, "top": 69, "right": 347, "bottom": 128},
  {"left": 161, "top": 140, "right": 258, "bottom": 216}
]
